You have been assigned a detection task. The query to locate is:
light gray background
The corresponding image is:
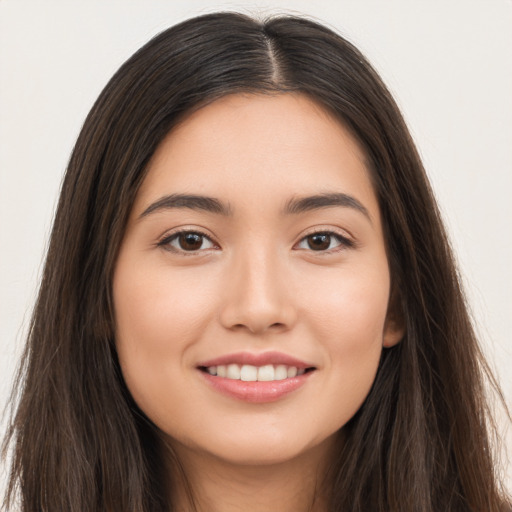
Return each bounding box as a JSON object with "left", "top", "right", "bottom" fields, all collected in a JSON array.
[{"left": 1, "top": 0, "right": 511, "bottom": 494}]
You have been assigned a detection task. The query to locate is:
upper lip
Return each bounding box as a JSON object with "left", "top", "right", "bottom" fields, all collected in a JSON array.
[{"left": 197, "top": 351, "right": 315, "bottom": 369}]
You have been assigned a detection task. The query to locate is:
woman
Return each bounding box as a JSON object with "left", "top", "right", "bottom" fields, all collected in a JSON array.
[{"left": 2, "top": 11, "right": 509, "bottom": 512}]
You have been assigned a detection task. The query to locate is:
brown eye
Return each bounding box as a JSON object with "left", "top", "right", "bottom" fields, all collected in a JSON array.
[
  {"left": 159, "top": 231, "right": 216, "bottom": 252},
  {"left": 178, "top": 233, "right": 204, "bottom": 251},
  {"left": 296, "top": 231, "right": 353, "bottom": 252},
  {"left": 307, "top": 233, "right": 331, "bottom": 251}
]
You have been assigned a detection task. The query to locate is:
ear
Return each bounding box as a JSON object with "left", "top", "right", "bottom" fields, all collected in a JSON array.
[
  {"left": 383, "top": 316, "right": 405, "bottom": 348},
  {"left": 383, "top": 284, "right": 405, "bottom": 348}
]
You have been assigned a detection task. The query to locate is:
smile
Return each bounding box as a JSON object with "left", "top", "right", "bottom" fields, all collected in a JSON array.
[
  {"left": 202, "top": 364, "right": 308, "bottom": 382},
  {"left": 197, "top": 352, "right": 317, "bottom": 403}
]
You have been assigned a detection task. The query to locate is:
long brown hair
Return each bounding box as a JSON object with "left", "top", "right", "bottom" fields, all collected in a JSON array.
[{"left": 2, "top": 12, "right": 509, "bottom": 512}]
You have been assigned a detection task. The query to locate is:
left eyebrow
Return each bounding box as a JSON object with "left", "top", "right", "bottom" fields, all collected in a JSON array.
[
  {"left": 283, "top": 192, "right": 372, "bottom": 223},
  {"left": 139, "top": 193, "right": 232, "bottom": 219}
]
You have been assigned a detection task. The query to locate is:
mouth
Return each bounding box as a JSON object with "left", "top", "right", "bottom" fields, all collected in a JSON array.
[
  {"left": 196, "top": 352, "right": 317, "bottom": 403},
  {"left": 198, "top": 363, "right": 315, "bottom": 382}
]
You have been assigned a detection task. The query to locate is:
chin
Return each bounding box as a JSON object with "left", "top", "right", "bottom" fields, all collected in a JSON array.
[{"left": 167, "top": 426, "right": 338, "bottom": 469}]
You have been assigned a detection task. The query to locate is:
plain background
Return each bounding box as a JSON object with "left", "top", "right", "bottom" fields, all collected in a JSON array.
[{"left": 1, "top": 0, "right": 511, "bottom": 495}]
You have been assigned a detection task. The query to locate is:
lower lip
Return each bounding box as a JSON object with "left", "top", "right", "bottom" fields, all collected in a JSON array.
[{"left": 199, "top": 370, "right": 314, "bottom": 403}]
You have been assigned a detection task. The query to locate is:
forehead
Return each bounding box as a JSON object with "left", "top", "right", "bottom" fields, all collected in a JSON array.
[{"left": 133, "top": 93, "right": 378, "bottom": 218}]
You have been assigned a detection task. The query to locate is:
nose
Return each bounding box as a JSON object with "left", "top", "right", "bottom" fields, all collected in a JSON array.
[{"left": 219, "top": 248, "right": 297, "bottom": 335}]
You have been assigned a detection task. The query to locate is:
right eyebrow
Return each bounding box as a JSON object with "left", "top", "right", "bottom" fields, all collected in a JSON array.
[
  {"left": 283, "top": 192, "right": 372, "bottom": 224},
  {"left": 138, "top": 194, "right": 232, "bottom": 219}
]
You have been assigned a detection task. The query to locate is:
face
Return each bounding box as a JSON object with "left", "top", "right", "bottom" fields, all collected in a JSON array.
[{"left": 113, "top": 93, "right": 402, "bottom": 467}]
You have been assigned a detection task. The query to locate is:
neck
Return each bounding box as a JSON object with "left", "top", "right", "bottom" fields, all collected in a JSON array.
[{"left": 164, "top": 437, "right": 336, "bottom": 512}]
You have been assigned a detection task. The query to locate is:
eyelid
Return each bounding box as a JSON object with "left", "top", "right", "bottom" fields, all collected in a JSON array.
[
  {"left": 293, "top": 227, "right": 355, "bottom": 253},
  {"left": 156, "top": 227, "right": 220, "bottom": 254}
]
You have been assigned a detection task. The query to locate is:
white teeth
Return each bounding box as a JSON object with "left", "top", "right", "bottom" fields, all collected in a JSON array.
[
  {"left": 227, "top": 364, "right": 241, "bottom": 379},
  {"left": 205, "top": 364, "right": 307, "bottom": 382},
  {"left": 257, "top": 364, "right": 275, "bottom": 381},
  {"left": 240, "top": 364, "right": 258, "bottom": 381},
  {"left": 287, "top": 366, "right": 298, "bottom": 378},
  {"left": 274, "top": 365, "right": 288, "bottom": 380}
]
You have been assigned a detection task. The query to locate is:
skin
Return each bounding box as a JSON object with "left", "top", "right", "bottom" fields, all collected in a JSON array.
[{"left": 113, "top": 93, "right": 403, "bottom": 512}]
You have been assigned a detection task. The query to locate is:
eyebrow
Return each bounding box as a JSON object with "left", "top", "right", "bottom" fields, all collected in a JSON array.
[
  {"left": 139, "top": 193, "right": 232, "bottom": 218},
  {"left": 283, "top": 192, "right": 372, "bottom": 222},
  {"left": 139, "top": 191, "right": 371, "bottom": 222}
]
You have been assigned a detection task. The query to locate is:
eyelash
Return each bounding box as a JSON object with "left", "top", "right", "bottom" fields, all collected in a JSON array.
[
  {"left": 295, "top": 231, "right": 354, "bottom": 253},
  {"left": 157, "top": 229, "right": 354, "bottom": 255},
  {"left": 157, "top": 229, "right": 217, "bottom": 255}
]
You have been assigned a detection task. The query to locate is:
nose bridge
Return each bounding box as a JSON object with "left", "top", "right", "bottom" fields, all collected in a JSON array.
[{"left": 220, "top": 241, "right": 295, "bottom": 334}]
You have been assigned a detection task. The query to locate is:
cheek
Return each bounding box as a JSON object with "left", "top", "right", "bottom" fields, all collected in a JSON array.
[
  {"left": 112, "top": 263, "right": 218, "bottom": 419},
  {"left": 297, "top": 265, "right": 389, "bottom": 420},
  {"left": 301, "top": 262, "right": 390, "bottom": 342},
  {"left": 114, "top": 263, "right": 216, "bottom": 350}
]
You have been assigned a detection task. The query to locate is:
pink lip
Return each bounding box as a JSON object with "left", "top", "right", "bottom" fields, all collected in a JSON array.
[
  {"left": 197, "top": 351, "right": 314, "bottom": 369},
  {"left": 196, "top": 351, "right": 317, "bottom": 403},
  {"left": 199, "top": 370, "right": 314, "bottom": 403}
]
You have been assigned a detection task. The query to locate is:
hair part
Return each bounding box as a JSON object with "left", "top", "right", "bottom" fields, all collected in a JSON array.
[{"left": 2, "top": 11, "right": 509, "bottom": 512}]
